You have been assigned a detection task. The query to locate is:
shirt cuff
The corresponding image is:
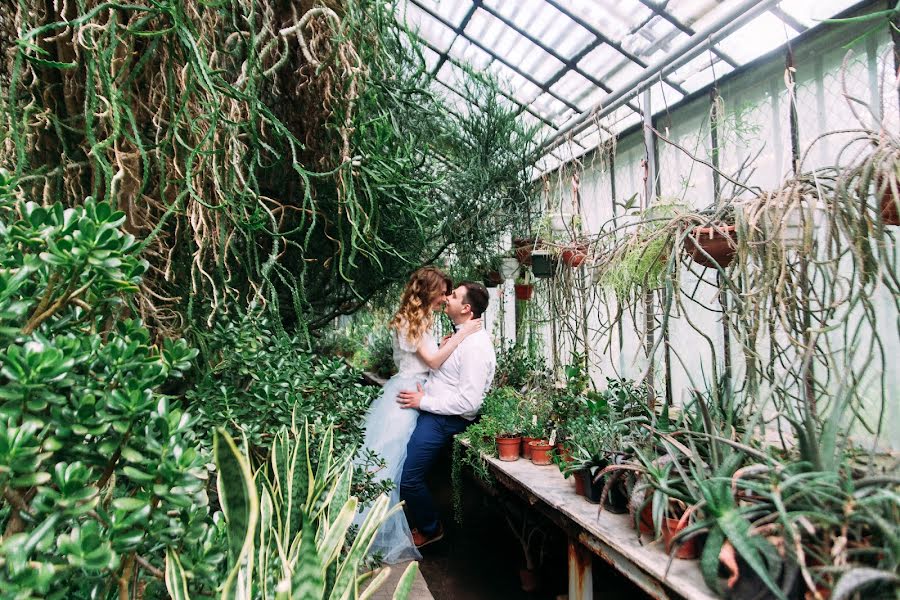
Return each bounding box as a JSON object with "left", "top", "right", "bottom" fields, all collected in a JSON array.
[{"left": 419, "top": 393, "right": 436, "bottom": 412}]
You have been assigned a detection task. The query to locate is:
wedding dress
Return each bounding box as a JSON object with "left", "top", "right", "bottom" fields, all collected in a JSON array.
[{"left": 354, "top": 326, "right": 436, "bottom": 563}]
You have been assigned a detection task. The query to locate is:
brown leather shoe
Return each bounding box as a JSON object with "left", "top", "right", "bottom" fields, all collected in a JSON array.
[{"left": 411, "top": 523, "right": 444, "bottom": 548}]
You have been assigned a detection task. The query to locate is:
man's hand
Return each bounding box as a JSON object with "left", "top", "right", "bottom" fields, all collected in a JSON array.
[
  {"left": 439, "top": 334, "right": 453, "bottom": 346},
  {"left": 397, "top": 383, "right": 424, "bottom": 409}
]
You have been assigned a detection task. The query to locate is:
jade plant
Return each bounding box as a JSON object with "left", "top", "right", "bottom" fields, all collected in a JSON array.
[{"left": 0, "top": 194, "right": 216, "bottom": 598}]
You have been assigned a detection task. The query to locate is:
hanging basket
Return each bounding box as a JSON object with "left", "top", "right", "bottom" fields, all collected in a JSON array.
[
  {"left": 684, "top": 224, "right": 737, "bottom": 268},
  {"left": 482, "top": 270, "right": 503, "bottom": 288},
  {"left": 560, "top": 243, "right": 588, "bottom": 267},
  {"left": 513, "top": 237, "right": 541, "bottom": 265},
  {"left": 514, "top": 283, "right": 533, "bottom": 301},
  {"left": 530, "top": 251, "right": 555, "bottom": 278}
]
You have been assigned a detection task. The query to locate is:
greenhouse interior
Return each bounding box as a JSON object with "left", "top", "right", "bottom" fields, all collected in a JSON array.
[{"left": 0, "top": 0, "right": 898, "bottom": 598}]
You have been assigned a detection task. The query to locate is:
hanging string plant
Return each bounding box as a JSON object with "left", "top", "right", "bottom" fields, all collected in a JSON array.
[{"left": 0, "top": 0, "right": 539, "bottom": 343}]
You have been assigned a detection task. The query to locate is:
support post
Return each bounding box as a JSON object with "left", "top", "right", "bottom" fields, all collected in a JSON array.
[{"left": 568, "top": 537, "right": 594, "bottom": 600}]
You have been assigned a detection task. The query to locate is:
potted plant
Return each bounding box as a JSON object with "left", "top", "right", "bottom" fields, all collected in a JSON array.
[
  {"left": 560, "top": 241, "right": 589, "bottom": 267},
  {"left": 519, "top": 390, "right": 551, "bottom": 460},
  {"left": 683, "top": 206, "right": 738, "bottom": 269},
  {"left": 483, "top": 387, "right": 524, "bottom": 461},
  {"left": 529, "top": 439, "right": 554, "bottom": 465},
  {"left": 514, "top": 269, "right": 534, "bottom": 301},
  {"left": 499, "top": 255, "right": 521, "bottom": 279}
]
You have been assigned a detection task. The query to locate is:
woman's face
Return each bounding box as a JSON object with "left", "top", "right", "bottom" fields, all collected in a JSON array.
[{"left": 429, "top": 288, "right": 449, "bottom": 311}]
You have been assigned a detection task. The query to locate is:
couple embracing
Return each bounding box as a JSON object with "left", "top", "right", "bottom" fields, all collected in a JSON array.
[{"left": 354, "top": 267, "right": 496, "bottom": 563}]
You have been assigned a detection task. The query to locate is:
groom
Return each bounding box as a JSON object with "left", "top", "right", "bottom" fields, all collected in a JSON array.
[{"left": 396, "top": 281, "right": 496, "bottom": 548}]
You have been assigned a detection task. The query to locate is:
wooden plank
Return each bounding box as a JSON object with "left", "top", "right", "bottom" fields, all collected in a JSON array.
[{"left": 469, "top": 447, "right": 717, "bottom": 600}]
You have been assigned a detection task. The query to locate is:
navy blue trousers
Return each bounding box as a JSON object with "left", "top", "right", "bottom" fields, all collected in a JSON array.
[{"left": 400, "top": 411, "right": 469, "bottom": 535}]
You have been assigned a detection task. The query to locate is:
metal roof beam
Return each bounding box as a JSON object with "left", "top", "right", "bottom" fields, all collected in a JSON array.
[{"left": 634, "top": 0, "right": 740, "bottom": 69}]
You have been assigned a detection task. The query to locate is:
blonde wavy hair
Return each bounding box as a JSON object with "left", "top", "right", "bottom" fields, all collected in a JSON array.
[{"left": 389, "top": 267, "right": 452, "bottom": 346}]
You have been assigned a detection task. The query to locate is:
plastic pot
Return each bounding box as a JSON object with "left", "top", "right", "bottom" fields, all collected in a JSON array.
[
  {"left": 684, "top": 224, "right": 738, "bottom": 268},
  {"left": 496, "top": 436, "right": 522, "bottom": 461},
  {"left": 482, "top": 270, "right": 503, "bottom": 288},
  {"left": 529, "top": 441, "right": 553, "bottom": 465},
  {"left": 531, "top": 251, "right": 555, "bottom": 278},
  {"left": 514, "top": 283, "right": 533, "bottom": 301}
]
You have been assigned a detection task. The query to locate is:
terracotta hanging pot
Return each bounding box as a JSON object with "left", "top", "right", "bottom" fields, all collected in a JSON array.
[
  {"left": 496, "top": 436, "right": 522, "bottom": 461},
  {"left": 529, "top": 440, "right": 553, "bottom": 465},
  {"left": 878, "top": 175, "right": 899, "bottom": 226},
  {"left": 684, "top": 224, "right": 738, "bottom": 268},
  {"left": 514, "top": 283, "right": 533, "bottom": 301},
  {"left": 561, "top": 243, "right": 588, "bottom": 267}
]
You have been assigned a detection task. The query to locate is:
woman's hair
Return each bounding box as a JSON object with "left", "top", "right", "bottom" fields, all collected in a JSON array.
[{"left": 390, "top": 267, "right": 452, "bottom": 346}]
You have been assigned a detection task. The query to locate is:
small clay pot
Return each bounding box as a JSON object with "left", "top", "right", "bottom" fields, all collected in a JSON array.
[
  {"left": 520, "top": 436, "right": 541, "bottom": 460},
  {"left": 529, "top": 441, "right": 553, "bottom": 465},
  {"left": 662, "top": 516, "right": 699, "bottom": 559},
  {"left": 684, "top": 224, "right": 737, "bottom": 268},
  {"left": 496, "top": 436, "right": 522, "bottom": 462},
  {"left": 514, "top": 283, "right": 533, "bottom": 301}
]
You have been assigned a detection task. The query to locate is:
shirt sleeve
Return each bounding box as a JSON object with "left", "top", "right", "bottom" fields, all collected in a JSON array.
[{"left": 419, "top": 347, "right": 492, "bottom": 417}]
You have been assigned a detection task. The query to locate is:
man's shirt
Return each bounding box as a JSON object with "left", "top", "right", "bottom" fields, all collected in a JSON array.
[{"left": 418, "top": 328, "right": 496, "bottom": 420}]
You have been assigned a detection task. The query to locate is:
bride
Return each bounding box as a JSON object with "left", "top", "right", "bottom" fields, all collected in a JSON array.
[{"left": 355, "top": 267, "right": 481, "bottom": 563}]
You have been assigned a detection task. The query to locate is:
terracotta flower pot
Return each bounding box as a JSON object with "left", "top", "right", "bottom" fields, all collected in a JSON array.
[
  {"left": 662, "top": 516, "right": 699, "bottom": 559},
  {"left": 496, "top": 436, "right": 522, "bottom": 461},
  {"left": 514, "top": 283, "right": 533, "bottom": 301},
  {"left": 573, "top": 470, "right": 587, "bottom": 496},
  {"left": 518, "top": 567, "right": 539, "bottom": 593},
  {"left": 520, "top": 436, "right": 542, "bottom": 460},
  {"left": 555, "top": 442, "right": 574, "bottom": 464},
  {"left": 529, "top": 441, "right": 553, "bottom": 465},
  {"left": 561, "top": 243, "right": 588, "bottom": 267},
  {"left": 638, "top": 503, "right": 654, "bottom": 535},
  {"left": 684, "top": 224, "right": 737, "bottom": 268}
]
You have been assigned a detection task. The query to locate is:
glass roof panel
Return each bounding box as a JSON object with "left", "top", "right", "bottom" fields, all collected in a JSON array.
[
  {"left": 410, "top": 0, "right": 473, "bottom": 28},
  {"left": 482, "top": 0, "right": 595, "bottom": 60},
  {"left": 716, "top": 11, "right": 800, "bottom": 64},
  {"left": 566, "top": 0, "right": 654, "bottom": 45},
  {"left": 549, "top": 70, "right": 596, "bottom": 111},
  {"left": 484, "top": 61, "right": 544, "bottom": 105},
  {"left": 401, "top": 3, "right": 458, "bottom": 53},
  {"left": 777, "top": 0, "right": 862, "bottom": 28},
  {"left": 465, "top": 8, "right": 565, "bottom": 83},
  {"left": 447, "top": 37, "right": 493, "bottom": 70}
]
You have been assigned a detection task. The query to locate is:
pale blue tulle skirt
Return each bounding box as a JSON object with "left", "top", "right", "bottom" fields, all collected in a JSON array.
[{"left": 354, "top": 374, "right": 424, "bottom": 564}]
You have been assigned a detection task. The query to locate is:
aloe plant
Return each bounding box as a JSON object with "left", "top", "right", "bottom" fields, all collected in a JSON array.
[{"left": 166, "top": 422, "right": 417, "bottom": 600}]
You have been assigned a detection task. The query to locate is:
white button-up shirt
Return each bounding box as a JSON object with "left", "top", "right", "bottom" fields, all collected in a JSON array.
[{"left": 418, "top": 329, "right": 496, "bottom": 421}]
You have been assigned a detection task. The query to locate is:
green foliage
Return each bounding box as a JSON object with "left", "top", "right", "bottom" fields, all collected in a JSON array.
[
  {"left": 493, "top": 341, "right": 551, "bottom": 391},
  {"left": 0, "top": 195, "right": 220, "bottom": 597},
  {"left": 166, "top": 424, "right": 417, "bottom": 600}
]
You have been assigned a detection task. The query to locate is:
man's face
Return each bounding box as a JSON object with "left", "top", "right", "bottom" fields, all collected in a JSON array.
[{"left": 444, "top": 285, "right": 470, "bottom": 321}]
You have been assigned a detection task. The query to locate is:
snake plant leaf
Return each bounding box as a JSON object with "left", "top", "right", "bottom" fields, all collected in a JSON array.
[
  {"left": 391, "top": 562, "right": 419, "bottom": 600},
  {"left": 165, "top": 548, "right": 190, "bottom": 600},
  {"left": 358, "top": 567, "right": 392, "bottom": 600},
  {"left": 319, "top": 497, "right": 358, "bottom": 569},
  {"left": 292, "top": 512, "right": 325, "bottom": 599},
  {"left": 328, "top": 494, "right": 395, "bottom": 600},
  {"left": 214, "top": 428, "right": 259, "bottom": 600}
]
